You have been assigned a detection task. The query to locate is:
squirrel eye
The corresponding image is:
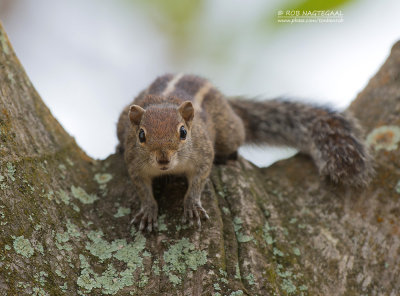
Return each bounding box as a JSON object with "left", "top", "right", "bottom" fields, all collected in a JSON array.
[
  {"left": 179, "top": 126, "right": 187, "bottom": 140},
  {"left": 138, "top": 129, "right": 146, "bottom": 143}
]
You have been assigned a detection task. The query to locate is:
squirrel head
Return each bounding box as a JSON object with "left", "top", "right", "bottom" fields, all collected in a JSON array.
[{"left": 128, "top": 100, "right": 194, "bottom": 172}]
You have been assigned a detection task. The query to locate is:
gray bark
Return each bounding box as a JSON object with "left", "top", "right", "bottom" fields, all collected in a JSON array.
[{"left": 0, "top": 22, "right": 399, "bottom": 295}]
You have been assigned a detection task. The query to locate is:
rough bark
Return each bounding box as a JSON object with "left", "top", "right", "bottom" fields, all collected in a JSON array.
[{"left": 0, "top": 21, "right": 399, "bottom": 296}]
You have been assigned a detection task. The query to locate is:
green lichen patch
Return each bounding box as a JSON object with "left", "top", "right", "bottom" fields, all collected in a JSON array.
[
  {"left": 91, "top": 264, "right": 135, "bottom": 294},
  {"left": 263, "top": 222, "right": 275, "bottom": 245},
  {"left": 66, "top": 158, "right": 74, "bottom": 166},
  {"left": 71, "top": 203, "right": 80, "bottom": 212},
  {"left": 245, "top": 273, "right": 256, "bottom": 286},
  {"left": 55, "top": 231, "right": 73, "bottom": 252},
  {"left": 162, "top": 237, "right": 207, "bottom": 285},
  {"left": 273, "top": 248, "right": 284, "bottom": 257},
  {"left": 299, "top": 284, "right": 308, "bottom": 291},
  {"left": 77, "top": 231, "right": 148, "bottom": 294},
  {"left": 35, "top": 242, "right": 44, "bottom": 255},
  {"left": 45, "top": 190, "right": 54, "bottom": 201},
  {"left": 32, "top": 286, "right": 49, "bottom": 296},
  {"left": 94, "top": 173, "right": 112, "bottom": 197},
  {"left": 233, "top": 216, "right": 254, "bottom": 243},
  {"left": 60, "top": 282, "right": 68, "bottom": 292},
  {"left": 281, "top": 278, "right": 297, "bottom": 294},
  {"left": 366, "top": 125, "right": 400, "bottom": 151},
  {"left": 34, "top": 271, "right": 48, "bottom": 287},
  {"left": 152, "top": 259, "right": 160, "bottom": 275},
  {"left": 237, "top": 232, "right": 253, "bottom": 243},
  {"left": 114, "top": 207, "right": 131, "bottom": 218},
  {"left": 395, "top": 180, "right": 400, "bottom": 194},
  {"left": 293, "top": 247, "right": 301, "bottom": 256},
  {"left": 94, "top": 173, "right": 113, "bottom": 185},
  {"left": 234, "top": 263, "right": 241, "bottom": 280},
  {"left": 0, "top": 174, "right": 6, "bottom": 189},
  {"left": 57, "top": 190, "right": 71, "bottom": 205},
  {"left": 76, "top": 255, "right": 102, "bottom": 292},
  {"left": 6, "top": 162, "right": 16, "bottom": 181},
  {"left": 229, "top": 291, "right": 244, "bottom": 296},
  {"left": 222, "top": 206, "right": 230, "bottom": 215},
  {"left": 71, "top": 186, "right": 99, "bottom": 204},
  {"left": 298, "top": 224, "right": 306, "bottom": 229},
  {"left": 56, "top": 232, "right": 70, "bottom": 244},
  {"left": 16, "top": 282, "right": 29, "bottom": 289},
  {"left": 85, "top": 231, "right": 121, "bottom": 262},
  {"left": 13, "top": 236, "right": 34, "bottom": 258},
  {"left": 55, "top": 269, "right": 66, "bottom": 279},
  {"left": 85, "top": 230, "right": 147, "bottom": 269},
  {"left": 157, "top": 214, "right": 167, "bottom": 232},
  {"left": 58, "top": 164, "right": 67, "bottom": 172},
  {"left": 66, "top": 220, "right": 81, "bottom": 238},
  {"left": 275, "top": 263, "right": 305, "bottom": 295},
  {"left": 113, "top": 235, "right": 146, "bottom": 269}
]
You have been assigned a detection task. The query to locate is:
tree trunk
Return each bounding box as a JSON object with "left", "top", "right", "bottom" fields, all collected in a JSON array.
[{"left": 1, "top": 22, "right": 399, "bottom": 296}]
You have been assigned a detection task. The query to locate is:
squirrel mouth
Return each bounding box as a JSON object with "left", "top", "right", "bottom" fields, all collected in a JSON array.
[{"left": 160, "top": 166, "right": 169, "bottom": 171}]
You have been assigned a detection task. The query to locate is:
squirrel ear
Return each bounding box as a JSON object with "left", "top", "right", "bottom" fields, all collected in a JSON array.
[
  {"left": 178, "top": 101, "right": 194, "bottom": 123},
  {"left": 129, "top": 105, "right": 145, "bottom": 125}
]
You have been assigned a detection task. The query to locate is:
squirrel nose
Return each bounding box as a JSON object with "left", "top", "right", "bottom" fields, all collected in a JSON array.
[
  {"left": 157, "top": 158, "right": 170, "bottom": 165},
  {"left": 156, "top": 150, "right": 172, "bottom": 165}
]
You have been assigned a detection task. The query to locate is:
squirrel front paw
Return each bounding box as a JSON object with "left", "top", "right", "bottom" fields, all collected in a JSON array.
[
  {"left": 131, "top": 202, "right": 158, "bottom": 232},
  {"left": 183, "top": 199, "right": 209, "bottom": 228}
]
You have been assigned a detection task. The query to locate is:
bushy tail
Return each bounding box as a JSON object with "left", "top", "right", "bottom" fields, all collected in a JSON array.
[{"left": 229, "top": 98, "right": 374, "bottom": 187}]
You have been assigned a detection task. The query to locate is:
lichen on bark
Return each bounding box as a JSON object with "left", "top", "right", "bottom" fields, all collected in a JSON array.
[{"left": 1, "top": 21, "right": 400, "bottom": 295}]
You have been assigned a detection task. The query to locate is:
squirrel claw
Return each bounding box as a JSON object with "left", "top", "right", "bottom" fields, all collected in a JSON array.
[
  {"left": 183, "top": 202, "right": 209, "bottom": 229},
  {"left": 131, "top": 204, "right": 158, "bottom": 232}
]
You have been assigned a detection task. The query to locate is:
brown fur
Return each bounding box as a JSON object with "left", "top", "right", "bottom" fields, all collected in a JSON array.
[{"left": 117, "top": 74, "right": 374, "bottom": 231}]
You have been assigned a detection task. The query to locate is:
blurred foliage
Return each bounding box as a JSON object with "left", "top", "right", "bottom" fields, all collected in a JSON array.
[
  {"left": 132, "top": 0, "right": 203, "bottom": 42},
  {"left": 128, "top": 0, "right": 357, "bottom": 63}
]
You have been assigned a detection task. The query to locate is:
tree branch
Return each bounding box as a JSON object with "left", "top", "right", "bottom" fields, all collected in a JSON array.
[{"left": 1, "top": 21, "right": 399, "bottom": 295}]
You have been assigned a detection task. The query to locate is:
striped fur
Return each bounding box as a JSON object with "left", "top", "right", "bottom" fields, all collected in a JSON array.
[{"left": 117, "top": 73, "right": 374, "bottom": 231}]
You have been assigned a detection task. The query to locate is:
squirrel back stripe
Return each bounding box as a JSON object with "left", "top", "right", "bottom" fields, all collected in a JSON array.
[
  {"left": 162, "top": 73, "right": 184, "bottom": 96},
  {"left": 147, "top": 73, "right": 174, "bottom": 95},
  {"left": 193, "top": 81, "right": 213, "bottom": 111},
  {"left": 146, "top": 74, "right": 216, "bottom": 111},
  {"left": 174, "top": 75, "right": 208, "bottom": 97}
]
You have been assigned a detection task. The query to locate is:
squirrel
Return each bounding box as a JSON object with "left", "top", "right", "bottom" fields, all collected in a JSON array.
[{"left": 117, "top": 73, "right": 374, "bottom": 231}]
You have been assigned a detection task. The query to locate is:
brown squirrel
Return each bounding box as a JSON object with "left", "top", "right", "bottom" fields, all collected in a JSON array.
[{"left": 117, "top": 73, "right": 374, "bottom": 231}]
